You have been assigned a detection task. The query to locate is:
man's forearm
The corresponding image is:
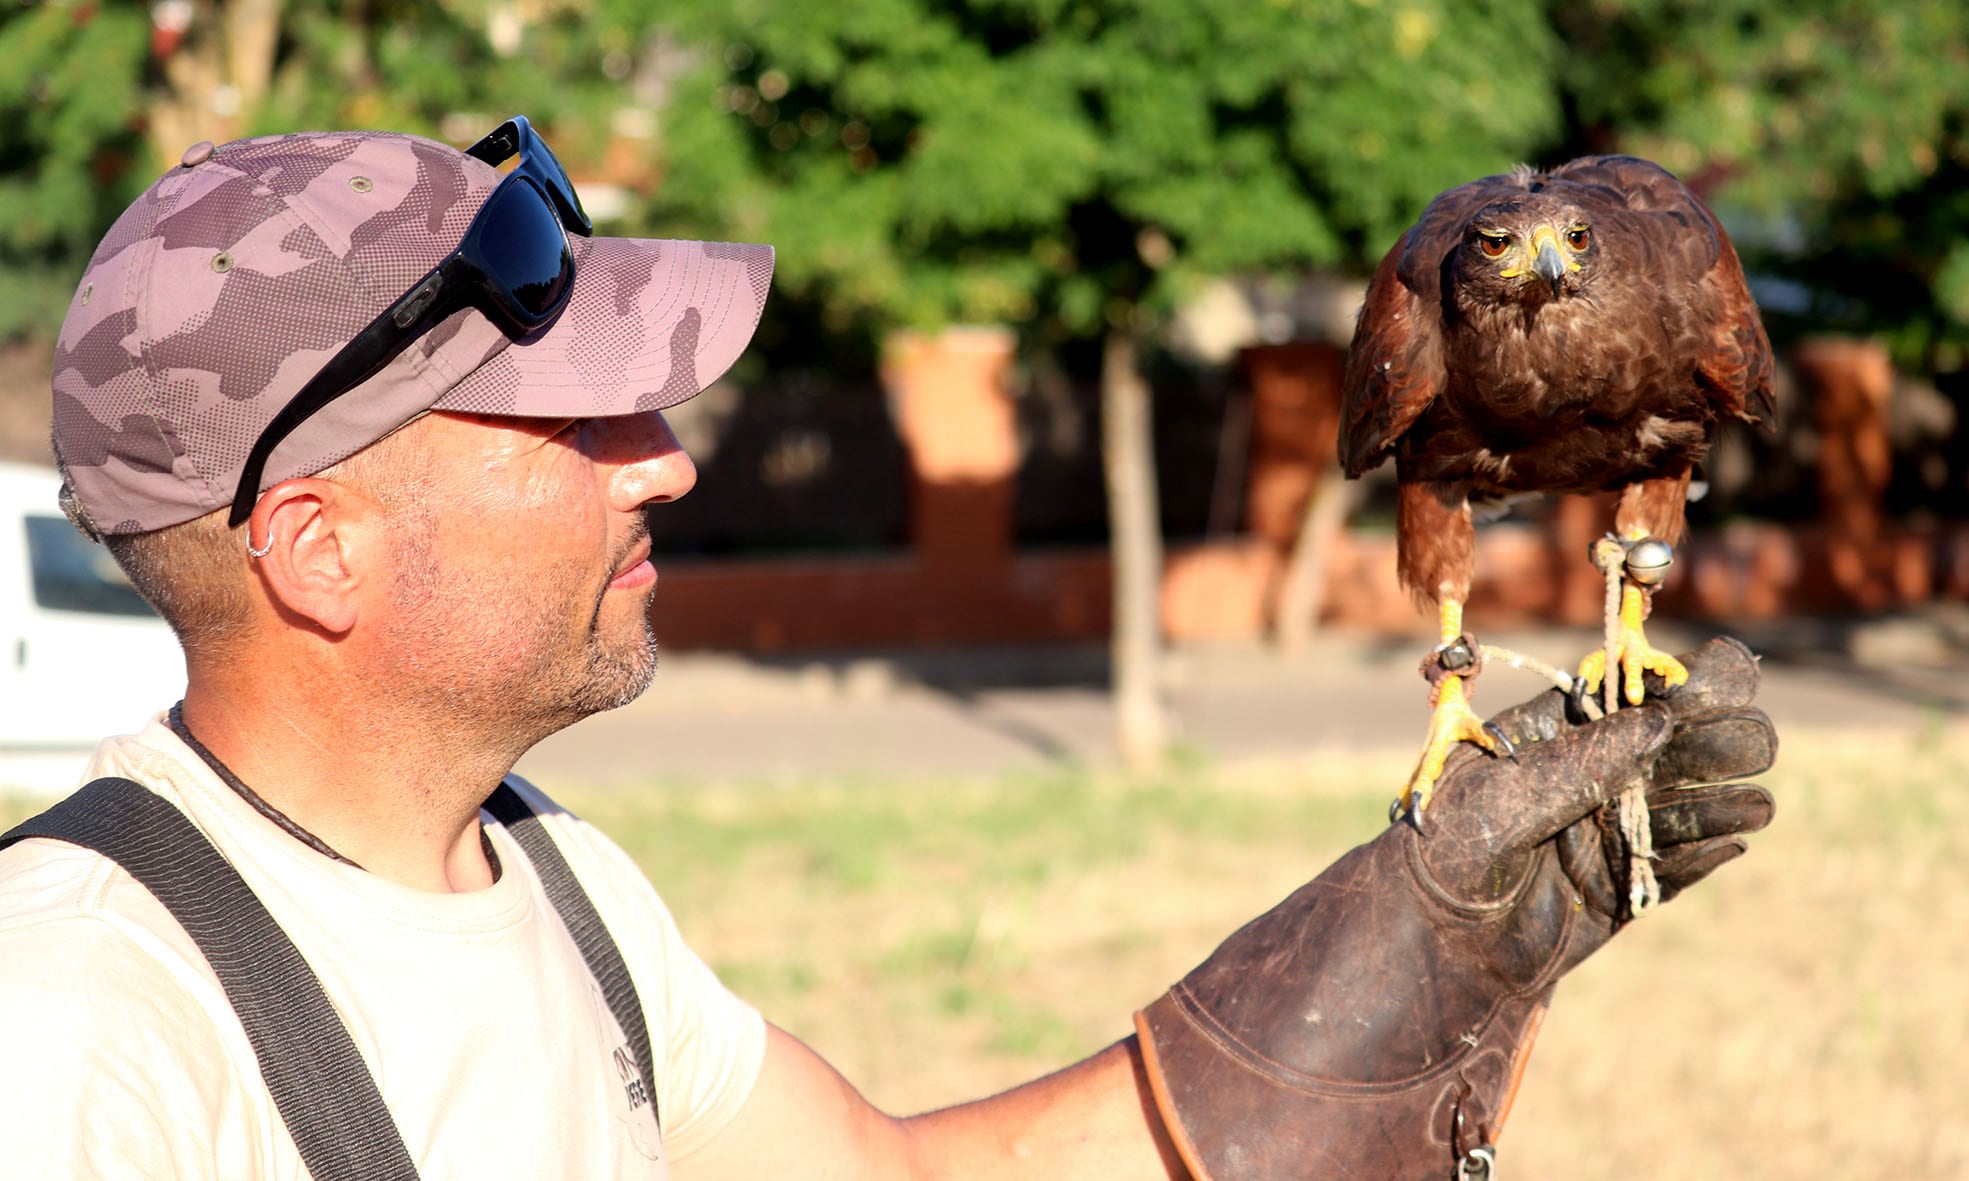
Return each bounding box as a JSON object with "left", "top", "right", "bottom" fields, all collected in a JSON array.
[
  {"left": 899, "top": 1037, "right": 1187, "bottom": 1180},
  {"left": 676, "top": 1025, "right": 1187, "bottom": 1180}
]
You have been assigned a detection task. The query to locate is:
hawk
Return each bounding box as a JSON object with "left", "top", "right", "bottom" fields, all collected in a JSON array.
[{"left": 1339, "top": 155, "right": 1775, "bottom": 819}]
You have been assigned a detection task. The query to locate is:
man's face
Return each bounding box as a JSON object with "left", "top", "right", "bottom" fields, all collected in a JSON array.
[{"left": 371, "top": 409, "right": 695, "bottom": 734}]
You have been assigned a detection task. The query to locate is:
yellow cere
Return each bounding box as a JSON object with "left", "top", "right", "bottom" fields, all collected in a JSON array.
[{"left": 1500, "top": 224, "right": 1585, "bottom": 278}]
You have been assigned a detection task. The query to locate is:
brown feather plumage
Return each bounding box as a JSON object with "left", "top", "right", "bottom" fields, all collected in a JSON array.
[{"left": 1339, "top": 155, "right": 1775, "bottom": 603}]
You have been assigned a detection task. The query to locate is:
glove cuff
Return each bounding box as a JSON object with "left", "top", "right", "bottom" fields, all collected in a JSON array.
[{"left": 1135, "top": 985, "right": 1547, "bottom": 1180}]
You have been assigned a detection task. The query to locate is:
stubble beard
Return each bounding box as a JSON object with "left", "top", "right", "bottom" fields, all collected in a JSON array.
[
  {"left": 561, "top": 610, "right": 660, "bottom": 717},
  {"left": 384, "top": 519, "right": 662, "bottom": 744}
]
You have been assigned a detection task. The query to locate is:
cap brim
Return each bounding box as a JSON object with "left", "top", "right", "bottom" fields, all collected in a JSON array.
[{"left": 435, "top": 235, "right": 774, "bottom": 419}]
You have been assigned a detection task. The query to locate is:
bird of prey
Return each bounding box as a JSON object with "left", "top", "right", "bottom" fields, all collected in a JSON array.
[{"left": 1339, "top": 155, "right": 1775, "bottom": 820}]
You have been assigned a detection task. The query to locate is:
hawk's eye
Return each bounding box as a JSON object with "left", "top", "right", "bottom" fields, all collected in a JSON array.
[
  {"left": 1478, "top": 233, "right": 1509, "bottom": 258},
  {"left": 1566, "top": 226, "right": 1592, "bottom": 250}
]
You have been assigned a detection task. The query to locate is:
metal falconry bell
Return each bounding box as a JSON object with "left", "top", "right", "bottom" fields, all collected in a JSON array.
[{"left": 1623, "top": 537, "right": 1675, "bottom": 586}]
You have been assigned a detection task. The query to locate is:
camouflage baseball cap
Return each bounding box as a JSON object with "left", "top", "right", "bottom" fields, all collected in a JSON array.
[{"left": 52, "top": 127, "right": 774, "bottom": 535}]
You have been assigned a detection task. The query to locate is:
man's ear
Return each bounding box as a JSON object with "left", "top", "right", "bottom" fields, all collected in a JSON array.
[{"left": 244, "top": 479, "right": 384, "bottom": 636}]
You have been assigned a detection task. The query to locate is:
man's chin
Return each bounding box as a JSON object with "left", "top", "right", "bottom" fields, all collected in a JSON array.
[{"left": 571, "top": 633, "right": 661, "bottom": 718}]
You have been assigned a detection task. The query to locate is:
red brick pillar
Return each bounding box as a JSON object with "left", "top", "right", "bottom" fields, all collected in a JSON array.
[
  {"left": 1238, "top": 342, "right": 1345, "bottom": 548},
  {"left": 1796, "top": 337, "right": 1895, "bottom": 608},
  {"left": 882, "top": 327, "right": 1020, "bottom": 578},
  {"left": 1547, "top": 491, "right": 1622, "bottom": 625},
  {"left": 1237, "top": 342, "right": 1352, "bottom": 644}
]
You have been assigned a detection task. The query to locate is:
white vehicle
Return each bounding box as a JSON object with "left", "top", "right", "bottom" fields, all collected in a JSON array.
[{"left": 0, "top": 462, "right": 185, "bottom": 753}]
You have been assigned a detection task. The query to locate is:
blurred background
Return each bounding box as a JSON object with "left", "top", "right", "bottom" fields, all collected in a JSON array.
[
  {"left": 2, "top": 2, "right": 1967, "bottom": 1175},
  {"left": 3, "top": 1, "right": 1966, "bottom": 663}
]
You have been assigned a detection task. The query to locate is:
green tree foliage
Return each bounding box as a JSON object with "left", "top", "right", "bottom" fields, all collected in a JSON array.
[
  {"left": 0, "top": 2, "right": 153, "bottom": 339},
  {"left": 15, "top": 0, "right": 1969, "bottom": 365},
  {"left": 0, "top": 0, "right": 630, "bottom": 341},
  {"left": 649, "top": 0, "right": 1563, "bottom": 335},
  {"left": 1550, "top": 0, "right": 1969, "bottom": 367}
]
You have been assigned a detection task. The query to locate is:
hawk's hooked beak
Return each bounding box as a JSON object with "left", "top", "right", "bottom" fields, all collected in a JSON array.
[{"left": 1531, "top": 237, "right": 1567, "bottom": 298}]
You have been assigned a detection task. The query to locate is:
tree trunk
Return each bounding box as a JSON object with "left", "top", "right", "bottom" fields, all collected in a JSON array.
[
  {"left": 1273, "top": 464, "right": 1357, "bottom": 652},
  {"left": 147, "top": 0, "right": 286, "bottom": 164},
  {"left": 1101, "top": 324, "right": 1166, "bottom": 769}
]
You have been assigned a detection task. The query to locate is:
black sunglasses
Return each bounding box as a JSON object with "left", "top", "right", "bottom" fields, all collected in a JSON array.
[{"left": 228, "top": 115, "right": 594, "bottom": 527}]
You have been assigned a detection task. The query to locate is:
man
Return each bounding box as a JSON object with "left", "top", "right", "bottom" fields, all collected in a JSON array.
[{"left": 0, "top": 119, "right": 1776, "bottom": 1178}]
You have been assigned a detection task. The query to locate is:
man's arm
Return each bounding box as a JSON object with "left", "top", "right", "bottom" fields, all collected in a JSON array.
[{"left": 675, "top": 1023, "right": 1187, "bottom": 1180}]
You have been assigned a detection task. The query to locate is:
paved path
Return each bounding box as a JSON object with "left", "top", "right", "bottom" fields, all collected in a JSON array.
[
  {"left": 513, "top": 614, "right": 1969, "bottom": 787},
  {"left": 5, "top": 614, "right": 1961, "bottom": 797}
]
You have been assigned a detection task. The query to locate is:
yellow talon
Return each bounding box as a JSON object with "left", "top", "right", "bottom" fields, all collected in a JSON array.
[
  {"left": 1578, "top": 583, "right": 1688, "bottom": 706},
  {"left": 1398, "top": 674, "right": 1503, "bottom": 818}
]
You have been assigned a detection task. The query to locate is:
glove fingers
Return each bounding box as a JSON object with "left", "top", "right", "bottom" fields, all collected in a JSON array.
[
  {"left": 1652, "top": 835, "right": 1751, "bottom": 904},
  {"left": 1521, "top": 705, "right": 1673, "bottom": 844},
  {"left": 1557, "top": 813, "right": 1623, "bottom": 916},
  {"left": 1655, "top": 636, "right": 1762, "bottom": 715},
  {"left": 1654, "top": 708, "right": 1778, "bottom": 790},
  {"left": 1646, "top": 781, "right": 1776, "bottom": 847},
  {"left": 1552, "top": 784, "right": 1769, "bottom": 917}
]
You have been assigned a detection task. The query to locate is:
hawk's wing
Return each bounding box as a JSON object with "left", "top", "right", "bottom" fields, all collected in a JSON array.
[
  {"left": 1339, "top": 172, "right": 1527, "bottom": 476},
  {"left": 1546, "top": 156, "right": 1776, "bottom": 430}
]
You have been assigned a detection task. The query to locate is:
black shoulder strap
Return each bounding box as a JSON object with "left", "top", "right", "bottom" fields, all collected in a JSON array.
[
  {"left": 483, "top": 783, "right": 660, "bottom": 1130},
  {"left": 0, "top": 778, "right": 420, "bottom": 1181}
]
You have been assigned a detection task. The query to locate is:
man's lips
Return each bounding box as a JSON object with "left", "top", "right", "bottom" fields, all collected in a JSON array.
[{"left": 609, "top": 539, "right": 656, "bottom": 590}]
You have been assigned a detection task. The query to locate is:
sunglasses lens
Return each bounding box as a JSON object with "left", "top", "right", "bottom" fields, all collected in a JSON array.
[
  {"left": 522, "top": 131, "right": 589, "bottom": 229},
  {"left": 475, "top": 180, "right": 573, "bottom": 322}
]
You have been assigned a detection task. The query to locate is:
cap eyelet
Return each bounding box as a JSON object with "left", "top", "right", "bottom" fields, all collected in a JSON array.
[
  {"left": 349, "top": 176, "right": 374, "bottom": 193},
  {"left": 211, "top": 251, "right": 235, "bottom": 274}
]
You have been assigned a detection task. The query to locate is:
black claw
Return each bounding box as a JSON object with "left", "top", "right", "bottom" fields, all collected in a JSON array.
[
  {"left": 1483, "top": 720, "right": 1518, "bottom": 760},
  {"left": 1566, "top": 676, "right": 1597, "bottom": 724},
  {"left": 1389, "top": 797, "right": 1428, "bottom": 833},
  {"left": 1642, "top": 669, "right": 1683, "bottom": 700}
]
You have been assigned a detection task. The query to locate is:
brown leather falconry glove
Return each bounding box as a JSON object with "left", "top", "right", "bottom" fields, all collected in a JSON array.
[{"left": 1134, "top": 637, "right": 1777, "bottom": 1180}]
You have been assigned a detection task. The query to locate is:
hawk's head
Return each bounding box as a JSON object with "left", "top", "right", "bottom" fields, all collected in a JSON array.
[{"left": 1451, "top": 195, "right": 1596, "bottom": 306}]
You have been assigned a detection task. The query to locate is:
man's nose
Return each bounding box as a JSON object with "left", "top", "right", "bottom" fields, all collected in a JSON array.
[{"left": 600, "top": 411, "right": 697, "bottom": 508}]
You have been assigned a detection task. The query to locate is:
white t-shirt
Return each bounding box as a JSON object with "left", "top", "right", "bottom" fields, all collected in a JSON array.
[{"left": 0, "top": 716, "right": 766, "bottom": 1179}]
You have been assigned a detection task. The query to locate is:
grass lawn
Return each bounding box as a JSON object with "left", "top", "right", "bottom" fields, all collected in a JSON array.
[{"left": 8, "top": 721, "right": 1963, "bottom": 1177}]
